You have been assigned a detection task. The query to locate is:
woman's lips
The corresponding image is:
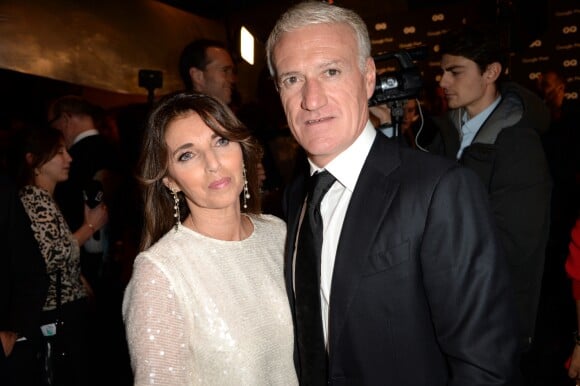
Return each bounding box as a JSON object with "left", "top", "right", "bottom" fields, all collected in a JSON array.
[{"left": 209, "top": 177, "right": 230, "bottom": 189}]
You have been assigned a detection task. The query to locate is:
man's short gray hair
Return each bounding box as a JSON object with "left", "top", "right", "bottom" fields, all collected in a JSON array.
[{"left": 265, "top": 1, "right": 371, "bottom": 79}]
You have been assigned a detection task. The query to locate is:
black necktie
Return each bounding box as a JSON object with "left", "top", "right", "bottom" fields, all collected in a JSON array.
[{"left": 294, "top": 170, "right": 336, "bottom": 385}]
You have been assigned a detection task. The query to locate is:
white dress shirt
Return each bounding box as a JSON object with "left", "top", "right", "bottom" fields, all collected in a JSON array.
[
  {"left": 71, "top": 129, "right": 99, "bottom": 147},
  {"left": 457, "top": 96, "right": 502, "bottom": 159},
  {"left": 303, "top": 121, "right": 376, "bottom": 348}
]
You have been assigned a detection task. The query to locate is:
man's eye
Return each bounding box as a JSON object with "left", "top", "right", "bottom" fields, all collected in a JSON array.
[
  {"left": 326, "top": 68, "right": 340, "bottom": 76},
  {"left": 281, "top": 76, "right": 298, "bottom": 87}
]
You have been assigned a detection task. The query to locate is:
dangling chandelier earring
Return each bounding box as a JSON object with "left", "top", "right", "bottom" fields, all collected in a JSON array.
[
  {"left": 242, "top": 166, "right": 250, "bottom": 210},
  {"left": 171, "top": 188, "right": 180, "bottom": 231}
]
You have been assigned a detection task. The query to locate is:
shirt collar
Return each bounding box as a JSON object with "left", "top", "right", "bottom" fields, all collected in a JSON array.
[
  {"left": 71, "top": 129, "right": 99, "bottom": 147},
  {"left": 461, "top": 95, "right": 502, "bottom": 134},
  {"left": 308, "top": 120, "right": 376, "bottom": 192}
]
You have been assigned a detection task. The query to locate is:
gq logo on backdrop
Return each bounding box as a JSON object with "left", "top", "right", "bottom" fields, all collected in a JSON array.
[
  {"left": 528, "top": 72, "right": 542, "bottom": 81},
  {"left": 563, "top": 59, "right": 578, "bottom": 67},
  {"left": 565, "top": 92, "right": 578, "bottom": 100},
  {"left": 403, "top": 26, "right": 416, "bottom": 35},
  {"left": 562, "top": 25, "right": 577, "bottom": 34},
  {"left": 431, "top": 13, "right": 445, "bottom": 22},
  {"left": 375, "top": 22, "right": 387, "bottom": 31},
  {"left": 529, "top": 40, "right": 542, "bottom": 48}
]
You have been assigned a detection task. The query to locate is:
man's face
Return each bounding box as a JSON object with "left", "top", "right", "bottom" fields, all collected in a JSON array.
[
  {"left": 195, "top": 47, "right": 235, "bottom": 105},
  {"left": 439, "top": 54, "right": 495, "bottom": 117},
  {"left": 272, "top": 23, "right": 375, "bottom": 167}
]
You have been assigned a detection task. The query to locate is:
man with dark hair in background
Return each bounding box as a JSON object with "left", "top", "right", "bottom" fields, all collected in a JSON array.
[
  {"left": 48, "top": 95, "right": 122, "bottom": 294},
  {"left": 178, "top": 39, "right": 236, "bottom": 105},
  {"left": 178, "top": 38, "right": 277, "bottom": 210},
  {"left": 417, "top": 25, "right": 552, "bottom": 381},
  {"left": 48, "top": 95, "right": 128, "bottom": 386}
]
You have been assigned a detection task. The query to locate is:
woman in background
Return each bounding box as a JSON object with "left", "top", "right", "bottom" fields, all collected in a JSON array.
[
  {"left": 14, "top": 126, "right": 108, "bottom": 386},
  {"left": 122, "top": 92, "right": 297, "bottom": 385}
]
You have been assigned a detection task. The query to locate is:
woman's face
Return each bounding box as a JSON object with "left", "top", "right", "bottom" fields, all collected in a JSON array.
[
  {"left": 163, "top": 112, "right": 244, "bottom": 216},
  {"left": 37, "top": 142, "right": 72, "bottom": 184}
]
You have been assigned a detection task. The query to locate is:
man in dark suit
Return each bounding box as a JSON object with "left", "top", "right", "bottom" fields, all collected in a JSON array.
[
  {"left": 0, "top": 173, "right": 48, "bottom": 386},
  {"left": 48, "top": 96, "right": 128, "bottom": 385},
  {"left": 265, "top": 2, "right": 520, "bottom": 385},
  {"left": 48, "top": 95, "right": 121, "bottom": 292}
]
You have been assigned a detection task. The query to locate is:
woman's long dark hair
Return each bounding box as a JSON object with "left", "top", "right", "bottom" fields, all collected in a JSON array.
[{"left": 138, "top": 91, "right": 263, "bottom": 250}]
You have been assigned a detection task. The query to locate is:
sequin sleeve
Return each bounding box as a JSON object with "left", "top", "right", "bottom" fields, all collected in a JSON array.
[{"left": 123, "top": 256, "right": 189, "bottom": 385}]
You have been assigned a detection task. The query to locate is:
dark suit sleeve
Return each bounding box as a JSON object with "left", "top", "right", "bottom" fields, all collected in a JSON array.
[
  {"left": 486, "top": 125, "right": 551, "bottom": 345},
  {"left": 0, "top": 178, "right": 48, "bottom": 337},
  {"left": 419, "top": 166, "right": 519, "bottom": 385}
]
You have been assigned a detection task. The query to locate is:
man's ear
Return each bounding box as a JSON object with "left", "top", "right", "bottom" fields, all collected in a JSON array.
[
  {"left": 189, "top": 67, "right": 204, "bottom": 89},
  {"left": 484, "top": 62, "right": 502, "bottom": 83},
  {"left": 365, "top": 57, "right": 377, "bottom": 99}
]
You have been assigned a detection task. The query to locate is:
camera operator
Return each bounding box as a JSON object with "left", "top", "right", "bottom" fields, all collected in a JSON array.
[{"left": 369, "top": 47, "right": 427, "bottom": 148}]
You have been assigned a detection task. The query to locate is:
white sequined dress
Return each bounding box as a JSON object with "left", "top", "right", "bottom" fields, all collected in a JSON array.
[{"left": 122, "top": 214, "right": 298, "bottom": 386}]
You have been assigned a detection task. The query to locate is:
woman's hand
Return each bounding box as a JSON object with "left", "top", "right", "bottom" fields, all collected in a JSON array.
[
  {"left": 0, "top": 331, "right": 17, "bottom": 357},
  {"left": 83, "top": 203, "right": 109, "bottom": 232}
]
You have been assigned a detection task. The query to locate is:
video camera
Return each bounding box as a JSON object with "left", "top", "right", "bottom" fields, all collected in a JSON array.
[{"left": 369, "top": 46, "right": 427, "bottom": 106}]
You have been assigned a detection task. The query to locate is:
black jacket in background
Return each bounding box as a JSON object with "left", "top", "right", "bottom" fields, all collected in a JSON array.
[{"left": 418, "top": 81, "right": 552, "bottom": 351}]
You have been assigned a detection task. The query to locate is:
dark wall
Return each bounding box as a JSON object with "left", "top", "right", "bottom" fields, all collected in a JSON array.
[{"left": 367, "top": 0, "right": 579, "bottom": 102}]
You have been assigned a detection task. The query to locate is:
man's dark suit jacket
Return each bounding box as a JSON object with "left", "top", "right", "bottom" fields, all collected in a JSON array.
[
  {"left": 54, "top": 133, "right": 121, "bottom": 289},
  {"left": 55, "top": 134, "right": 119, "bottom": 232},
  {"left": 283, "top": 133, "right": 520, "bottom": 385}
]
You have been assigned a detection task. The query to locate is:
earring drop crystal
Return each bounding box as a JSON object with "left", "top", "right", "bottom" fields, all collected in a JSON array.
[
  {"left": 243, "top": 166, "right": 250, "bottom": 210},
  {"left": 171, "top": 189, "right": 180, "bottom": 231}
]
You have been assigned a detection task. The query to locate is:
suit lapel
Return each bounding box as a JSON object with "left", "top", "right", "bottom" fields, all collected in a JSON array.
[{"left": 328, "top": 136, "right": 401, "bottom": 351}]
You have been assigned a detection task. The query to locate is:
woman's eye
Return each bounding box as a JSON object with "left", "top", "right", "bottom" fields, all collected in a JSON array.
[
  {"left": 178, "top": 151, "right": 194, "bottom": 162},
  {"left": 216, "top": 137, "right": 230, "bottom": 147}
]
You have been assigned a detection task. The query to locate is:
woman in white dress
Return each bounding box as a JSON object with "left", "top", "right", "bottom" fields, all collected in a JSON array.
[{"left": 122, "top": 92, "right": 297, "bottom": 386}]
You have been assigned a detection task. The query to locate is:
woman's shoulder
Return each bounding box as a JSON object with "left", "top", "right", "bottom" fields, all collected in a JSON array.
[
  {"left": 139, "top": 229, "right": 184, "bottom": 258},
  {"left": 132, "top": 239, "right": 178, "bottom": 280},
  {"left": 19, "top": 185, "right": 53, "bottom": 210},
  {"left": 20, "top": 184, "right": 48, "bottom": 198},
  {"left": 251, "top": 213, "right": 286, "bottom": 229},
  {"left": 250, "top": 214, "right": 287, "bottom": 241}
]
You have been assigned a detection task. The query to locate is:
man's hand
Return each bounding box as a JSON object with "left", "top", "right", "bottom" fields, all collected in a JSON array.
[{"left": 369, "top": 104, "right": 392, "bottom": 127}]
